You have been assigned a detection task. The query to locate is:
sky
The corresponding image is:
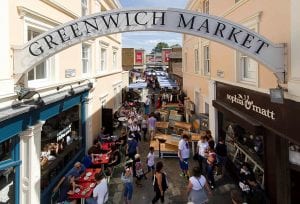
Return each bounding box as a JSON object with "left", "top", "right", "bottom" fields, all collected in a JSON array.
[{"left": 118, "top": 0, "right": 188, "bottom": 53}]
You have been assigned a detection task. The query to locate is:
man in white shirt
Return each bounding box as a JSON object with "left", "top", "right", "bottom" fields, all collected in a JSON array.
[
  {"left": 178, "top": 134, "right": 190, "bottom": 179},
  {"left": 197, "top": 135, "right": 208, "bottom": 172},
  {"left": 144, "top": 95, "right": 151, "bottom": 115},
  {"left": 86, "top": 172, "right": 108, "bottom": 204}
]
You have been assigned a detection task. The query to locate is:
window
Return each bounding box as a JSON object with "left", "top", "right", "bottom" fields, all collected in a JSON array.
[
  {"left": 82, "top": 44, "right": 91, "bottom": 75},
  {"left": 194, "top": 49, "right": 199, "bottom": 73},
  {"left": 113, "top": 87, "right": 117, "bottom": 110},
  {"left": 100, "top": 48, "right": 107, "bottom": 72},
  {"left": 81, "top": 0, "right": 88, "bottom": 16},
  {"left": 184, "top": 52, "right": 187, "bottom": 72},
  {"left": 113, "top": 51, "right": 117, "bottom": 70},
  {"left": 27, "top": 29, "right": 47, "bottom": 81},
  {"left": 0, "top": 136, "right": 19, "bottom": 204},
  {"left": 203, "top": 0, "right": 209, "bottom": 14},
  {"left": 236, "top": 17, "right": 260, "bottom": 84},
  {"left": 239, "top": 53, "right": 257, "bottom": 82},
  {"left": 194, "top": 90, "right": 201, "bottom": 114},
  {"left": 203, "top": 45, "right": 210, "bottom": 75}
]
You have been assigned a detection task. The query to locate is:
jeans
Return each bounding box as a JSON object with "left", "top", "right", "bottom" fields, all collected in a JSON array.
[
  {"left": 124, "top": 182, "right": 133, "bottom": 200},
  {"left": 206, "top": 164, "right": 215, "bottom": 186}
]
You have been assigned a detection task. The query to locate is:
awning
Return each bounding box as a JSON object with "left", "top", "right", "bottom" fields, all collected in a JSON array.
[{"left": 212, "top": 100, "right": 263, "bottom": 134}]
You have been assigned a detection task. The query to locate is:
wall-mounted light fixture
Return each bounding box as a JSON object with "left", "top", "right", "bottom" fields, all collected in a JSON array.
[
  {"left": 78, "top": 79, "right": 93, "bottom": 89},
  {"left": 16, "top": 87, "right": 44, "bottom": 106},
  {"left": 270, "top": 85, "right": 287, "bottom": 104},
  {"left": 57, "top": 84, "right": 75, "bottom": 96}
]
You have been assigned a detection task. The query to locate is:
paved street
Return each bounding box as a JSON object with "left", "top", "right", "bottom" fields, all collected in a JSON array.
[{"left": 108, "top": 136, "right": 237, "bottom": 204}]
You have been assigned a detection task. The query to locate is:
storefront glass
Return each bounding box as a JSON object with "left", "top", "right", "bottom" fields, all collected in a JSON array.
[
  {"left": 0, "top": 136, "right": 19, "bottom": 204},
  {"left": 40, "top": 105, "right": 82, "bottom": 191},
  {"left": 223, "top": 117, "right": 265, "bottom": 187},
  {"left": 0, "top": 139, "right": 13, "bottom": 162},
  {"left": 0, "top": 166, "right": 15, "bottom": 204}
]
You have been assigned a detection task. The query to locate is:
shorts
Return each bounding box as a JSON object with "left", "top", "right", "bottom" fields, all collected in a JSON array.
[
  {"left": 147, "top": 165, "right": 155, "bottom": 172},
  {"left": 179, "top": 158, "right": 189, "bottom": 171},
  {"left": 124, "top": 182, "right": 133, "bottom": 200}
]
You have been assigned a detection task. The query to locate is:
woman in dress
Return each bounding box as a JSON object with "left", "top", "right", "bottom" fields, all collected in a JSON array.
[{"left": 187, "top": 166, "right": 212, "bottom": 204}]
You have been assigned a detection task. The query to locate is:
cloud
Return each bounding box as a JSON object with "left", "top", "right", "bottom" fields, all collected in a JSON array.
[{"left": 118, "top": 0, "right": 187, "bottom": 53}]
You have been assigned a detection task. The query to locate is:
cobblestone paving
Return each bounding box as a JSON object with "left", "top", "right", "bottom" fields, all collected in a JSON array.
[{"left": 107, "top": 138, "right": 237, "bottom": 204}]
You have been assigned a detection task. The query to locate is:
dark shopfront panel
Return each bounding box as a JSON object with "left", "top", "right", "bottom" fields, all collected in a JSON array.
[
  {"left": 0, "top": 89, "right": 89, "bottom": 204},
  {"left": 213, "top": 82, "right": 300, "bottom": 204}
]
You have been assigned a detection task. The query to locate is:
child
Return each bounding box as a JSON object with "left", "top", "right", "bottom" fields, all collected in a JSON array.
[
  {"left": 146, "top": 147, "right": 155, "bottom": 177},
  {"left": 134, "top": 154, "right": 145, "bottom": 187}
]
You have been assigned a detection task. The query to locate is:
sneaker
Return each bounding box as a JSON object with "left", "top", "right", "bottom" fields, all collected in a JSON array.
[{"left": 179, "top": 173, "right": 185, "bottom": 177}]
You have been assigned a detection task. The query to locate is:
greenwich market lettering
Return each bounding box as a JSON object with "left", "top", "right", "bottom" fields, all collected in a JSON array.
[
  {"left": 14, "top": 9, "right": 284, "bottom": 82},
  {"left": 29, "top": 11, "right": 269, "bottom": 57},
  {"left": 226, "top": 94, "right": 276, "bottom": 120}
]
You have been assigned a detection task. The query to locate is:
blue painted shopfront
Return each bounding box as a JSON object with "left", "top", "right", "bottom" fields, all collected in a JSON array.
[{"left": 0, "top": 90, "right": 89, "bottom": 204}]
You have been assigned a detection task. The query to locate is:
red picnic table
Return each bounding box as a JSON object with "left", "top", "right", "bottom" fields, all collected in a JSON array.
[
  {"left": 92, "top": 154, "right": 110, "bottom": 176},
  {"left": 68, "top": 181, "right": 96, "bottom": 204},
  {"left": 101, "top": 142, "right": 114, "bottom": 151},
  {"left": 77, "top": 168, "right": 101, "bottom": 183},
  {"left": 92, "top": 154, "right": 110, "bottom": 165}
]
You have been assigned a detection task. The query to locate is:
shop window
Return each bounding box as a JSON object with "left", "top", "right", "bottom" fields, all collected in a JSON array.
[
  {"left": 0, "top": 136, "right": 19, "bottom": 204},
  {"left": 289, "top": 142, "right": 300, "bottom": 166},
  {"left": 224, "top": 123, "right": 264, "bottom": 187},
  {"left": 40, "top": 106, "right": 82, "bottom": 191},
  {"left": 0, "top": 139, "right": 13, "bottom": 162},
  {"left": 0, "top": 166, "right": 16, "bottom": 204}
]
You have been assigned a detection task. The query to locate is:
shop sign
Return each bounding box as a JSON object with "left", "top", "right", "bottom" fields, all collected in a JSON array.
[
  {"left": 135, "top": 51, "right": 143, "bottom": 64},
  {"left": 57, "top": 124, "right": 72, "bottom": 141},
  {"left": 226, "top": 94, "right": 276, "bottom": 120},
  {"left": 14, "top": 8, "right": 284, "bottom": 82}
]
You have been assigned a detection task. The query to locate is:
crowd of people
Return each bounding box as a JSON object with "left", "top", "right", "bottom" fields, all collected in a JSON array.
[{"left": 52, "top": 85, "right": 268, "bottom": 204}]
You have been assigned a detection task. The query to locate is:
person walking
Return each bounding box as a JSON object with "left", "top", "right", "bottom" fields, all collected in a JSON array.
[
  {"left": 121, "top": 164, "right": 134, "bottom": 204},
  {"left": 144, "top": 95, "right": 151, "bottom": 115},
  {"left": 146, "top": 146, "right": 155, "bottom": 177},
  {"left": 147, "top": 112, "right": 157, "bottom": 141},
  {"left": 152, "top": 161, "right": 168, "bottom": 204},
  {"left": 141, "top": 115, "right": 148, "bottom": 141},
  {"left": 215, "top": 137, "right": 227, "bottom": 178},
  {"left": 126, "top": 134, "right": 138, "bottom": 160},
  {"left": 197, "top": 135, "right": 209, "bottom": 173},
  {"left": 187, "top": 166, "right": 212, "bottom": 204},
  {"left": 178, "top": 134, "right": 190, "bottom": 179},
  {"left": 86, "top": 172, "right": 108, "bottom": 204}
]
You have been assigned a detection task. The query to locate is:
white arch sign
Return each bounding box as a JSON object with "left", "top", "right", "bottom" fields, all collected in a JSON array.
[{"left": 13, "top": 8, "right": 285, "bottom": 81}]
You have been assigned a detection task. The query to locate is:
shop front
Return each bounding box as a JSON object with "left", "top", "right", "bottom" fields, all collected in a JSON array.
[
  {"left": 0, "top": 85, "right": 90, "bottom": 204},
  {"left": 213, "top": 82, "right": 300, "bottom": 204}
]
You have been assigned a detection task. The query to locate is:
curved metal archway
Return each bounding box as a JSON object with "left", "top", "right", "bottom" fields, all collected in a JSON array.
[{"left": 13, "top": 8, "right": 285, "bottom": 82}]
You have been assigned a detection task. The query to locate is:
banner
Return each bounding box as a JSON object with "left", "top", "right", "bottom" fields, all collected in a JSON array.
[{"left": 135, "top": 51, "right": 143, "bottom": 64}]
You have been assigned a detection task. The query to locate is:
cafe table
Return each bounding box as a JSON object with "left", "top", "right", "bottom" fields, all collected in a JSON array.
[
  {"left": 92, "top": 154, "right": 110, "bottom": 175},
  {"left": 68, "top": 181, "right": 96, "bottom": 204},
  {"left": 101, "top": 142, "right": 114, "bottom": 151},
  {"left": 77, "top": 168, "right": 101, "bottom": 183}
]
